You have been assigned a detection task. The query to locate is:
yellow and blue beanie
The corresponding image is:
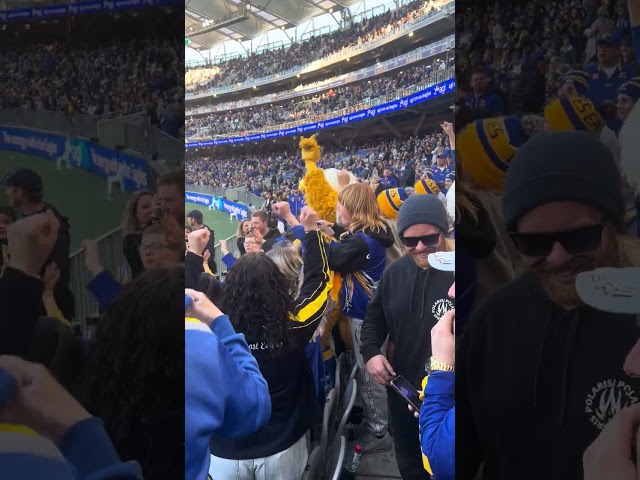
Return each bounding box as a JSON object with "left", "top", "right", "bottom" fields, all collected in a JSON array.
[
  {"left": 560, "top": 70, "right": 590, "bottom": 97},
  {"left": 457, "top": 116, "right": 524, "bottom": 191},
  {"left": 377, "top": 187, "right": 408, "bottom": 219},
  {"left": 619, "top": 77, "right": 640, "bottom": 102},
  {"left": 415, "top": 177, "right": 441, "bottom": 196},
  {"left": 544, "top": 96, "right": 604, "bottom": 134}
]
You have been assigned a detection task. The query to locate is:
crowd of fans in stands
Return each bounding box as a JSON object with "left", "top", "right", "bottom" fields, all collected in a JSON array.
[
  {"left": 457, "top": 0, "right": 638, "bottom": 117},
  {"left": 0, "top": 39, "right": 184, "bottom": 138},
  {"left": 185, "top": 0, "right": 451, "bottom": 93},
  {"left": 185, "top": 59, "right": 453, "bottom": 138},
  {"left": 185, "top": 128, "right": 451, "bottom": 199}
]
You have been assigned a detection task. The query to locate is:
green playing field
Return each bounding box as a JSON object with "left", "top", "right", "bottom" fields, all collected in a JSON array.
[
  {"left": 185, "top": 202, "right": 240, "bottom": 243},
  {"left": 0, "top": 153, "right": 128, "bottom": 252}
]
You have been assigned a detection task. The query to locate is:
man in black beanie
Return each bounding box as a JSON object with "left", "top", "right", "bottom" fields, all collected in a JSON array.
[
  {"left": 457, "top": 131, "right": 640, "bottom": 480},
  {"left": 361, "top": 194, "right": 454, "bottom": 479}
]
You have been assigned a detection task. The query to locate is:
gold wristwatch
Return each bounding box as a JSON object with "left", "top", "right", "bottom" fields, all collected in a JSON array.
[{"left": 429, "top": 356, "right": 454, "bottom": 373}]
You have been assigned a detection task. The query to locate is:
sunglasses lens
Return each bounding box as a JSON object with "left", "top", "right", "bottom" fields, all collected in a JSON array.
[
  {"left": 401, "top": 234, "right": 440, "bottom": 248},
  {"left": 511, "top": 224, "right": 604, "bottom": 257}
]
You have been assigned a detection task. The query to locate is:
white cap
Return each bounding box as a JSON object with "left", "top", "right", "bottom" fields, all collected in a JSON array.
[
  {"left": 428, "top": 251, "right": 455, "bottom": 273},
  {"left": 575, "top": 267, "right": 640, "bottom": 314}
]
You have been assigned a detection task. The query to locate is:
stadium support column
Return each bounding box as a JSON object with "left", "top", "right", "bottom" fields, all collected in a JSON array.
[
  {"left": 381, "top": 118, "right": 401, "bottom": 138},
  {"left": 413, "top": 113, "right": 426, "bottom": 136}
]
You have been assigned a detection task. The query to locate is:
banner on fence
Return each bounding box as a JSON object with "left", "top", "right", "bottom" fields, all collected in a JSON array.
[
  {"left": 186, "top": 191, "right": 250, "bottom": 220},
  {"left": 0, "top": 126, "right": 149, "bottom": 191},
  {"left": 186, "top": 78, "right": 456, "bottom": 148}
]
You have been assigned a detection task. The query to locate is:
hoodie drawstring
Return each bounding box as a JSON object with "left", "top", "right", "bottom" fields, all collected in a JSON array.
[
  {"left": 558, "top": 313, "right": 579, "bottom": 425},
  {"left": 532, "top": 306, "right": 552, "bottom": 410},
  {"left": 409, "top": 267, "right": 419, "bottom": 313},
  {"left": 420, "top": 268, "right": 431, "bottom": 319},
  {"left": 532, "top": 304, "right": 580, "bottom": 426}
]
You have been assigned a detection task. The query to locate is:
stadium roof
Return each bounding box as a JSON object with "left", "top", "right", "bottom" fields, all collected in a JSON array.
[{"left": 185, "top": 0, "right": 360, "bottom": 50}]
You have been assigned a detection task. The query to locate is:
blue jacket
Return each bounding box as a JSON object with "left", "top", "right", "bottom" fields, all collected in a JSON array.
[
  {"left": 185, "top": 315, "right": 271, "bottom": 480},
  {"left": 288, "top": 193, "right": 306, "bottom": 217},
  {"left": 420, "top": 371, "right": 455, "bottom": 480},
  {"left": 87, "top": 270, "right": 122, "bottom": 312}
]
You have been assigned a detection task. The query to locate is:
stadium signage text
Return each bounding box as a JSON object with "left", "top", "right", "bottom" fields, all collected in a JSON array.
[
  {"left": 0, "top": 126, "right": 149, "bottom": 191},
  {"left": 185, "top": 192, "right": 250, "bottom": 220},
  {"left": 185, "top": 78, "right": 456, "bottom": 148},
  {"left": 0, "top": 0, "right": 181, "bottom": 22}
]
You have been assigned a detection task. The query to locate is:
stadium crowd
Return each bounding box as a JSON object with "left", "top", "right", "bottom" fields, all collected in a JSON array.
[
  {"left": 185, "top": 0, "right": 452, "bottom": 93},
  {"left": 186, "top": 128, "right": 453, "bottom": 197},
  {"left": 457, "top": 0, "right": 638, "bottom": 118},
  {"left": 0, "top": 39, "right": 184, "bottom": 138},
  {"left": 0, "top": 166, "right": 186, "bottom": 479},
  {"left": 186, "top": 58, "right": 452, "bottom": 138}
]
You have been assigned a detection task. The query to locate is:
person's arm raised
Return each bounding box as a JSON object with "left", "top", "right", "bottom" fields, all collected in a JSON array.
[{"left": 290, "top": 207, "right": 332, "bottom": 341}]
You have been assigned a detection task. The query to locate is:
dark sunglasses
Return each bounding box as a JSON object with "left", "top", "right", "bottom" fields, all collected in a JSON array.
[
  {"left": 400, "top": 233, "right": 441, "bottom": 249},
  {"left": 508, "top": 222, "right": 605, "bottom": 257}
]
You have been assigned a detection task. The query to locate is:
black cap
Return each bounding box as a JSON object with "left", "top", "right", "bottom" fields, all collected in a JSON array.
[
  {"left": 186, "top": 210, "right": 203, "bottom": 222},
  {"left": 0, "top": 168, "right": 43, "bottom": 193}
]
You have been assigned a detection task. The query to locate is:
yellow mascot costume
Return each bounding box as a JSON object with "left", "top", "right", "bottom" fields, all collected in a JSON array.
[{"left": 299, "top": 135, "right": 355, "bottom": 358}]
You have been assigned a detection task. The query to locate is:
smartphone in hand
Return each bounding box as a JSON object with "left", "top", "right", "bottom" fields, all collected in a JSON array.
[{"left": 390, "top": 375, "right": 421, "bottom": 411}]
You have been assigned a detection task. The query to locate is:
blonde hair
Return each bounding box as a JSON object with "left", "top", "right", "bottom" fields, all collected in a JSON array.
[
  {"left": 236, "top": 219, "right": 251, "bottom": 238},
  {"left": 267, "top": 243, "right": 303, "bottom": 296},
  {"left": 338, "top": 183, "right": 387, "bottom": 234},
  {"left": 122, "top": 190, "right": 154, "bottom": 235}
]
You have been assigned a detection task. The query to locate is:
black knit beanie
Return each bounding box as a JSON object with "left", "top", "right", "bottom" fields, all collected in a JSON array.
[
  {"left": 397, "top": 194, "right": 449, "bottom": 236},
  {"left": 502, "top": 131, "right": 624, "bottom": 231}
]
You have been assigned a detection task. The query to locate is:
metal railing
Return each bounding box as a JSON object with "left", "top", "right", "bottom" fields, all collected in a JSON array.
[
  {"left": 188, "top": 67, "right": 453, "bottom": 141},
  {"left": 185, "top": 0, "right": 454, "bottom": 99},
  {"left": 184, "top": 185, "right": 264, "bottom": 273},
  {"left": 69, "top": 226, "right": 131, "bottom": 333}
]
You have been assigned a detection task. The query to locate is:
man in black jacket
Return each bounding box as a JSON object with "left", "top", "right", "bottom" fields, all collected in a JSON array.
[
  {"left": 186, "top": 209, "right": 216, "bottom": 274},
  {"left": 401, "top": 161, "right": 417, "bottom": 187},
  {"left": 1, "top": 168, "right": 74, "bottom": 321},
  {"left": 361, "top": 194, "right": 453, "bottom": 480},
  {"left": 457, "top": 132, "right": 640, "bottom": 480}
]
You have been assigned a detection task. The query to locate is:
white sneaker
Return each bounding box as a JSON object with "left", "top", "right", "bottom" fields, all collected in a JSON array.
[{"left": 575, "top": 267, "right": 640, "bottom": 314}]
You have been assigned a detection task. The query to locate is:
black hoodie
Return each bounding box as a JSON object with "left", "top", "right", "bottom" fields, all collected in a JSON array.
[
  {"left": 360, "top": 254, "right": 454, "bottom": 390},
  {"left": 457, "top": 272, "right": 640, "bottom": 480}
]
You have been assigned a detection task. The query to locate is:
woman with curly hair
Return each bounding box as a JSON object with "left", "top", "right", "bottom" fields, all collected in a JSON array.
[
  {"left": 208, "top": 207, "right": 332, "bottom": 480},
  {"left": 81, "top": 266, "right": 184, "bottom": 480}
]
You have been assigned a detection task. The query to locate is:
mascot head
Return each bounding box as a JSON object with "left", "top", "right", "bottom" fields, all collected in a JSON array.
[{"left": 299, "top": 135, "right": 356, "bottom": 223}]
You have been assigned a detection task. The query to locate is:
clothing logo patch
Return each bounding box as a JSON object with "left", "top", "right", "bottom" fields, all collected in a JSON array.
[
  {"left": 431, "top": 298, "right": 454, "bottom": 321},
  {"left": 585, "top": 379, "right": 638, "bottom": 430}
]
